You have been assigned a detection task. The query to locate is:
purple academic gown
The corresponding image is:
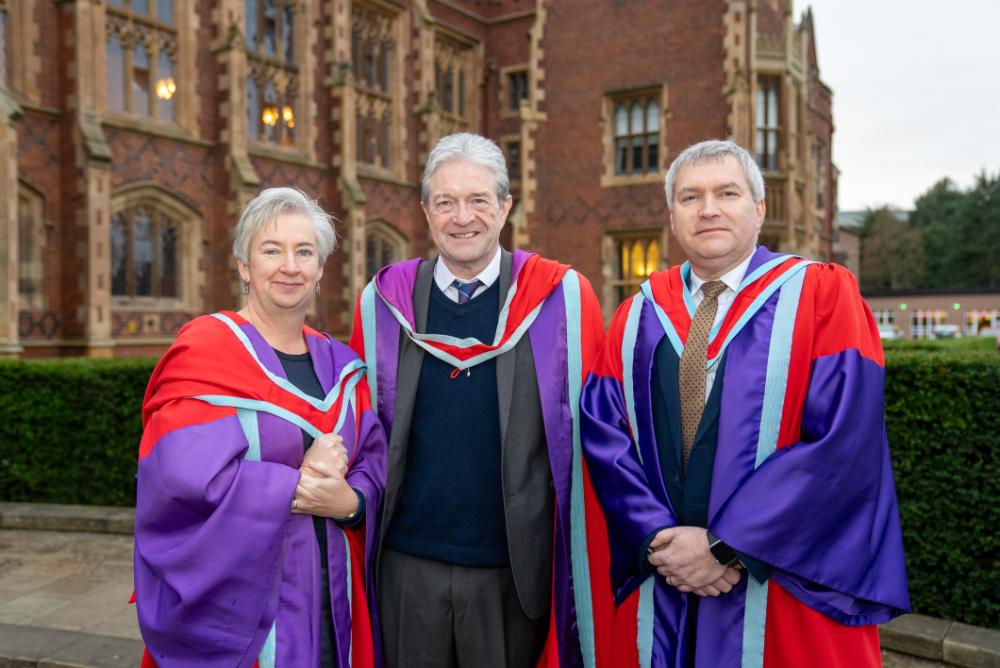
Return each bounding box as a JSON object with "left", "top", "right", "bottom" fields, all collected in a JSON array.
[{"left": 135, "top": 315, "right": 387, "bottom": 667}]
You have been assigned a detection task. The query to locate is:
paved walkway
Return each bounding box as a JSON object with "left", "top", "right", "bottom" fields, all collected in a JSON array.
[
  {"left": 0, "top": 503, "right": 974, "bottom": 668},
  {"left": 0, "top": 504, "right": 141, "bottom": 667}
]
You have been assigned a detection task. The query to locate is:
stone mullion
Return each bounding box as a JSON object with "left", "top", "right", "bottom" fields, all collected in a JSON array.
[
  {"left": 0, "top": 94, "right": 20, "bottom": 357},
  {"left": 517, "top": 0, "right": 548, "bottom": 251},
  {"left": 294, "top": 0, "right": 317, "bottom": 162}
]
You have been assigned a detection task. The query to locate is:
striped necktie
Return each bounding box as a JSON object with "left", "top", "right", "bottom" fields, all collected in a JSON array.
[{"left": 452, "top": 279, "right": 484, "bottom": 304}]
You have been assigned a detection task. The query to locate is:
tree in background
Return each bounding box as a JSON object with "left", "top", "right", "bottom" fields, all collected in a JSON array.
[
  {"left": 859, "top": 207, "right": 925, "bottom": 290},
  {"left": 858, "top": 171, "right": 1000, "bottom": 290},
  {"left": 910, "top": 173, "right": 1000, "bottom": 289}
]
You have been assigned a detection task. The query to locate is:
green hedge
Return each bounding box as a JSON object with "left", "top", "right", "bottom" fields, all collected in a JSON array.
[
  {"left": 884, "top": 335, "right": 998, "bottom": 353},
  {"left": 0, "top": 350, "right": 997, "bottom": 628},
  {"left": 884, "top": 349, "right": 999, "bottom": 629},
  {"left": 0, "top": 357, "right": 155, "bottom": 506}
]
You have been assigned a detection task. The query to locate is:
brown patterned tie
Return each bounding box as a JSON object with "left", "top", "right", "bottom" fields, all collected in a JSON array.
[{"left": 679, "top": 280, "right": 727, "bottom": 471}]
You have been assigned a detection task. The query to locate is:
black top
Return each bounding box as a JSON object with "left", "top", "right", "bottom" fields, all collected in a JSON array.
[{"left": 385, "top": 278, "right": 510, "bottom": 566}]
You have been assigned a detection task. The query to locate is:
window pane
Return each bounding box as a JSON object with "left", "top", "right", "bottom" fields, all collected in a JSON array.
[
  {"left": 379, "top": 112, "right": 390, "bottom": 167},
  {"left": 631, "top": 136, "right": 643, "bottom": 172},
  {"left": 630, "top": 240, "right": 645, "bottom": 280},
  {"left": 441, "top": 66, "right": 453, "bottom": 113},
  {"left": 133, "top": 210, "right": 154, "bottom": 296},
  {"left": 155, "top": 51, "right": 175, "bottom": 121},
  {"left": 106, "top": 36, "right": 126, "bottom": 112},
  {"left": 262, "top": 82, "right": 278, "bottom": 143},
  {"left": 619, "top": 242, "right": 628, "bottom": 281},
  {"left": 0, "top": 10, "right": 8, "bottom": 88},
  {"left": 283, "top": 4, "right": 294, "bottom": 62},
  {"left": 156, "top": 0, "right": 173, "bottom": 23},
  {"left": 245, "top": 0, "right": 259, "bottom": 53},
  {"left": 756, "top": 86, "right": 766, "bottom": 122},
  {"left": 365, "top": 40, "right": 376, "bottom": 87},
  {"left": 615, "top": 137, "right": 628, "bottom": 175},
  {"left": 281, "top": 97, "right": 295, "bottom": 147},
  {"left": 645, "top": 100, "right": 659, "bottom": 132},
  {"left": 263, "top": 0, "right": 277, "bottom": 58},
  {"left": 646, "top": 239, "right": 660, "bottom": 277},
  {"left": 17, "top": 196, "right": 34, "bottom": 297},
  {"left": 132, "top": 0, "right": 150, "bottom": 16},
  {"left": 630, "top": 102, "right": 643, "bottom": 135},
  {"left": 767, "top": 87, "right": 778, "bottom": 127},
  {"left": 458, "top": 69, "right": 466, "bottom": 117},
  {"left": 615, "top": 104, "right": 628, "bottom": 137},
  {"left": 507, "top": 141, "right": 521, "bottom": 178},
  {"left": 111, "top": 214, "right": 128, "bottom": 296},
  {"left": 378, "top": 41, "right": 390, "bottom": 93},
  {"left": 646, "top": 133, "right": 658, "bottom": 173},
  {"left": 247, "top": 77, "right": 261, "bottom": 140},
  {"left": 755, "top": 129, "right": 765, "bottom": 167},
  {"left": 133, "top": 44, "right": 151, "bottom": 116},
  {"left": 366, "top": 233, "right": 378, "bottom": 280},
  {"left": 159, "top": 219, "right": 178, "bottom": 298},
  {"left": 351, "top": 29, "right": 362, "bottom": 81},
  {"left": 379, "top": 236, "right": 396, "bottom": 267}
]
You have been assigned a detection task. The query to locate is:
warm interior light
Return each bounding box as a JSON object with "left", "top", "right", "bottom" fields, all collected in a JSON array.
[
  {"left": 262, "top": 105, "right": 279, "bottom": 126},
  {"left": 155, "top": 77, "right": 176, "bottom": 100},
  {"left": 282, "top": 105, "right": 294, "bottom": 128}
]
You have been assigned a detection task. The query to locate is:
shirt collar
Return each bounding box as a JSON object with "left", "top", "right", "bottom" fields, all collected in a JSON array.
[
  {"left": 433, "top": 246, "right": 502, "bottom": 293},
  {"left": 688, "top": 250, "right": 754, "bottom": 297}
]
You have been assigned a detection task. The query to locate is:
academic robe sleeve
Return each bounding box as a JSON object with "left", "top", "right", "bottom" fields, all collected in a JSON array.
[
  {"left": 708, "top": 264, "right": 910, "bottom": 625},
  {"left": 581, "top": 297, "right": 679, "bottom": 603},
  {"left": 135, "top": 398, "right": 300, "bottom": 667}
]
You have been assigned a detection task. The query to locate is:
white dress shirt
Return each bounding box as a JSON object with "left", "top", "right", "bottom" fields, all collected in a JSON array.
[
  {"left": 687, "top": 251, "right": 754, "bottom": 403},
  {"left": 433, "top": 247, "right": 502, "bottom": 303}
]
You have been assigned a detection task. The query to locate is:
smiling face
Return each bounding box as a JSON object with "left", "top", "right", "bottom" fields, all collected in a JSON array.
[
  {"left": 669, "top": 155, "right": 766, "bottom": 279},
  {"left": 237, "top": 212, "right": 323, "bottom": 316},
  {"left": 422, "top": 159, "right": 513, "bottom": 279}
]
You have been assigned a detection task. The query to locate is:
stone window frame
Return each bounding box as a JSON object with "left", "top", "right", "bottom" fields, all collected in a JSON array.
[
  {"left": 364, "top": 218, "right": 408, "bottom": 281},
  {"left": 433, "top": 28, "right": 479, "bottom": 138},
  {"left": 499, "top": 64, "right": 529, "bottom": 119},
  {"left": 105, "top": 1, "right": 180, "bottom": 123},
  {"left": 601, "top": 84, "right": 668, "bottom": 188},
  {"left": 755, "top": 73, "right": 782, "bottom": 172},
  {"left": 500, "top": 133, "right": 521, "bottom": 191},
  {"left": 17, "top": 181, "right": 47, "bottom": 311},
  {"left": 110, "top": 183, "right": 203, "bottom": 314},
  {"left": 351, "top": 0, "right": 406, "bottom": 180},
  {"left": 245, "top": 0, "right": 306, "bottom": 152},
  {"left": 602, "top": 229, "right": 665, "bottom": 312}
]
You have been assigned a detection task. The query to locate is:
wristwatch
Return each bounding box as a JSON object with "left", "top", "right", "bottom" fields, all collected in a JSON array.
[{"left": 707, "top": 530, "right": 739, "bottom": 567}]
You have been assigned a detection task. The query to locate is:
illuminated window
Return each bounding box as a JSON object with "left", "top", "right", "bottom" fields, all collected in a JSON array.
[
  {"left": 608, "top": 232, "right": 663, "bottom": 304},
  {"left": 246, "top": 0, "right": 297, "bottom": 147},
  {"left": 756, "top": 75, "right": 780, "bottom": 171},
  {"left": 352, "top": 3, "right": 396, "bottom": 169},
  {"left": 105, "top": 0, "right": 177, "bottom": 121},
  {"left": 434, "top": 32, "right": 475, "bottom": 136},
  {"left": 609, "top": 91, "right": 660, "bottom": 176},
  {"left": 111, "top": 206, "right": 181, "bottom": 299}
]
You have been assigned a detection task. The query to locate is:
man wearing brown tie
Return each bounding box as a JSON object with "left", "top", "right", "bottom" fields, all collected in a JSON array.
[{"left": 580, "top": 139, "right": 909, "bottom": 667}]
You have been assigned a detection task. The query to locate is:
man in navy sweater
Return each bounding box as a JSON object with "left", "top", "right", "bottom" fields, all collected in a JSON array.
[{"left": 351, "top": 133, "right": 613, "bottom": 667}]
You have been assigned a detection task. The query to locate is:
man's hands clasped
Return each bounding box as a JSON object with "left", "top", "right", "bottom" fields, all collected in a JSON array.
[
  {"left": 648, "top": 526, "right": 742, "bottom": 597},
  {"left": 292, "top": 434, "right": 360, "bottom": 521}
]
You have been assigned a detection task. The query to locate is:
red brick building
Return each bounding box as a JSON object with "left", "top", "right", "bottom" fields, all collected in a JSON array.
[{"left": 0, "top": 0, "right": 836, "bottom": 358}]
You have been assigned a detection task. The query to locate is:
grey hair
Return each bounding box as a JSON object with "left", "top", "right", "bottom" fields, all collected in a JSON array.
[
  {"left": 421, "top": 133, "right": 510, "bottom": 204},
  {"left": 663, "top": 139, "right": 765, "bottom": 209},
  {"left": 232, "top": 187, "right": 337, "bottom": 264}
]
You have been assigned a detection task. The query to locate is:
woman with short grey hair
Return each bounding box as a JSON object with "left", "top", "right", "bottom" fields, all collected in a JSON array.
[{"left": 134, "top": 187, "right": 386, "bottom": 667}]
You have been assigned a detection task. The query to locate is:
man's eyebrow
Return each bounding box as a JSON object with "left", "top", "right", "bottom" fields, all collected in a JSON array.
[
  {"left": 717, "top": 181, "right": 744, "bottom": 190},
  {"left": 259, "top": 238, "right": 316, "bottom": 246}
]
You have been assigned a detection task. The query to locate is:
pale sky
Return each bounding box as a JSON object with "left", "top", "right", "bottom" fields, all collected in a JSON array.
[{"left": 802, "top": 0, "right": 1000, "bottom": 211}]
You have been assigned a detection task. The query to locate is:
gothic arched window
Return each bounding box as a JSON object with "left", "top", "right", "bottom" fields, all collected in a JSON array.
[
  {"left": 106, "top": 0, "right": 178, "bottom": 121},
  {"left": 246, "top": 0, "right": 297, "bottom": 147}
]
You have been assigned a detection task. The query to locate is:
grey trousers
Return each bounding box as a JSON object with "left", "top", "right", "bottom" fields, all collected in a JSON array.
[{"left": 379, "top": 549, "right": 549, "bottom": 668}]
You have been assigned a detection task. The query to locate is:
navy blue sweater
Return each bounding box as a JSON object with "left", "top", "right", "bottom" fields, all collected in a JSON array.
[{"left": 384, "top": 279, "right": 510, "bottom": 566}]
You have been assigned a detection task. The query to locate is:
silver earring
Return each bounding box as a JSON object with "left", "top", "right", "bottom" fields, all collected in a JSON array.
[
  {"left": 242, "top": 281, "right": 249, "bottom": 295},
  {"left": 315, "top": 283, "right": 321, "bottom": 296}
]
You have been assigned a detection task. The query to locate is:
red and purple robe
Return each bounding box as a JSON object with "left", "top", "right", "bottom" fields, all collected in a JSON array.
[
  {"left": 350, "top": 250, "right": 615, "bottom": 668},
  {"left": 580, "top": 246, "right": 910, "bottom": 667},
  {"left": 135, "top": 312, "right": 386, "bottom": 668}
]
